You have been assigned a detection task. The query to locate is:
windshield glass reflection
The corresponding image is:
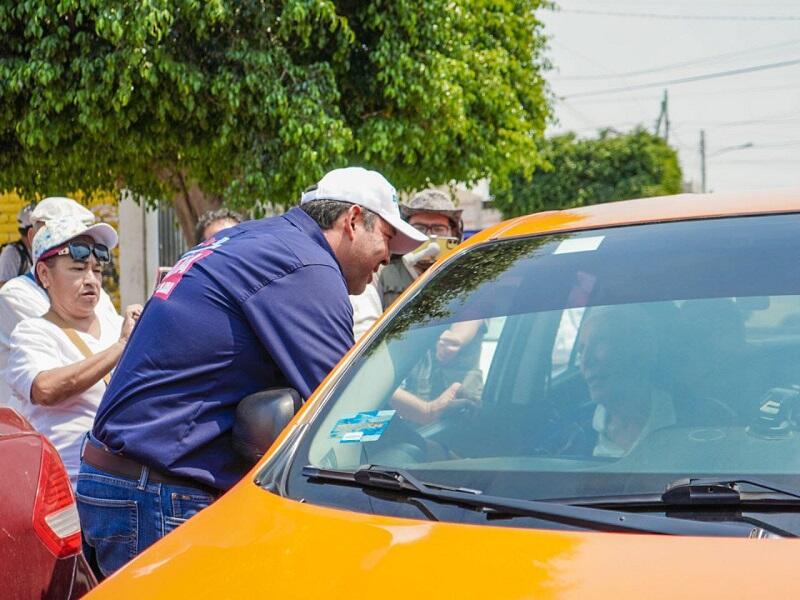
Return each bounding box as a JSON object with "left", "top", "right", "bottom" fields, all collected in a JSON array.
[{"left": 293, "top": 214, "right": 800, "bottom": 502}]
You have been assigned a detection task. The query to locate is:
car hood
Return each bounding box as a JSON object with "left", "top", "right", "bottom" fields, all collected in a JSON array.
[{"left": 88, "top": 479, "right": 799, "bottom": 599}]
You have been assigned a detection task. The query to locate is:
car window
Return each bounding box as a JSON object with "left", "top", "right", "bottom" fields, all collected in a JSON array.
[
  {"left": 289, "top": 213, "right": 800, "bottom": 504},
  {"left": 551, "top": 307, "right": 585, "bottom": 378},
  {"left": 479, "top": 316, "right": 507, "bottom": 380}
]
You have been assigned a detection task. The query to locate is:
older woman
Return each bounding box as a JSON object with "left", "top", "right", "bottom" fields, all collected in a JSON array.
[
  {"left": 5, "top": 215, "right": 141, "bottom": 484},
  {"left": 578, "top": 305, "right": 675, "bottom": 458}
]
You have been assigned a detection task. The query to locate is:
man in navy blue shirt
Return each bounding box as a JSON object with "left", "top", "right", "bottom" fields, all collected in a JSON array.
[{"left": 76, "top": 167, "right": 427, "bottom": 578}]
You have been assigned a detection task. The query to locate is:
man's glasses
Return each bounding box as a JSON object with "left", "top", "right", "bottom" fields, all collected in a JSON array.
[
  {"left": 56, "top": 241, "right": 111, "bottom": 264},
  {"left": 411, "top": 223, "right": 452, "bottom": 236}
]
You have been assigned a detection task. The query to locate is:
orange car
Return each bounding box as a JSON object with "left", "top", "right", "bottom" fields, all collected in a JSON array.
[{"left": 89, "top": 190, "right": 800, "bottom": 599}]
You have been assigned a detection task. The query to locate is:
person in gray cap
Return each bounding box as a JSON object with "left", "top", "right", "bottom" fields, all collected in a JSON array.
[
  {"left": 379, "top": 188, "right": 464, "bottom": 309},
  {"left": 0, "top": 204, "right": 34, "bottom": 287},
  {"left": 350, "top": 188, "right": 464, "bottom": 338},
  {"left": 350, "top": 188, "right": 483, "bottom": 424}
]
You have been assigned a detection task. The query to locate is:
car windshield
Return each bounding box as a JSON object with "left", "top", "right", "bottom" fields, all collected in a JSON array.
[{"left": 287, "top": 213, "right": 800, "bottom": 503}]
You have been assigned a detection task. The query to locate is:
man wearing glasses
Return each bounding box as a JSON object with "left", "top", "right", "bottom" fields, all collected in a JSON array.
[
  {"left": 377, "top": 189, "right": 464, "bottom": 309},
  {"left": 351, "top": 189, "right": 484, "bottom": 426},
  {"left": 350, "top": 189, "right": 464, "bottom": 339}
]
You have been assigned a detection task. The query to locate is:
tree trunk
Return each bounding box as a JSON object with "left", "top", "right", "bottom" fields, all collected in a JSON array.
[{"left": 170, "top": 171, "right": 222, "bottom": 246}]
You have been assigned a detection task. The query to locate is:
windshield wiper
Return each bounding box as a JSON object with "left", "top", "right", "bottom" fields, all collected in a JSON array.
[
  {"left": 661, "top": 477, "right": 800, "bottom": 505},
  {"left": 543, "top": 477, "right": 800, "bottom": 509},
  {"left": 302, "top": 464, "right": 768, "bottom": 537}
]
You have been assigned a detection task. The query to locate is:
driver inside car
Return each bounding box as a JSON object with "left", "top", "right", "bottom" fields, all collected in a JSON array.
[{"left": 578, "top": 306, "right": 676, "bottom": 458}]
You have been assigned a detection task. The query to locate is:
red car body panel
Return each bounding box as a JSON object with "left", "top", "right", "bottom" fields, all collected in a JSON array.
[{"left": 0, "top": 407, "right": 96, "bottom": 598}]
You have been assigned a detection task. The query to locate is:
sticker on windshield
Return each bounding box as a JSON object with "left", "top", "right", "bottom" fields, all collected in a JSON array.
[
  {"left": 554, "top": 236, "right": 604, "bottom": 255},
  {"left": 329, "top": 410, "right": 396, "bottom": 444}
]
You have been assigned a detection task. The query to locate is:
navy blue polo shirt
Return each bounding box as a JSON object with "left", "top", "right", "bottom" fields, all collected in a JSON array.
[{"left": 92, "top": 208, "right": 354, "bottom": 491}]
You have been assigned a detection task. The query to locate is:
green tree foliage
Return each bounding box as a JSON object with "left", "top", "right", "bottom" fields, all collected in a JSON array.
[
  {"left": 493, "top": 128, "right": 683, "bottom": 218},
  {"left": 0, "top": 0, "right": 550, "bottom": 240}
]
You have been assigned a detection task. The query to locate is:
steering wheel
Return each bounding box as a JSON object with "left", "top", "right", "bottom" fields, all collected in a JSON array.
[{"left": 364, "top": 416, "right": 429, "bottom": 465}]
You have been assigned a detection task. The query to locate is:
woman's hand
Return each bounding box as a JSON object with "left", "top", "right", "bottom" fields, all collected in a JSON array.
[{"left": 119, "top": 304, "right": 143, "bottom": 343}]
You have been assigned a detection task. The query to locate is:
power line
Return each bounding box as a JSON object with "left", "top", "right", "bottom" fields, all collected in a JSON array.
[
  {"left": 553, "top": 38, "right": 800, "bottom": 81},
  {"left": 554, "top": 119, "right": 800, "bottom": 140},
  {"left": 549, "top": 120, "right": 647, "bottom": 134},
  {"left": 556, "top": 99, "right": 604, "bottom": 130},
  {"left": 748, "top": 139, "right": 800, "bottom": 149},
  {"left": 691, "top": 140, "right": 800, "bottom": 156},
  {"left": 550, "top": 39, "right": 622, "bottom": 77},
  {"left": 710, "top": 159, "right": 800, "bottom": 165},
  {"left": 562, "top": 82, "right": 800, "bottom": 104},
  {"left": 557, "top": 8, "right": 800, "bottom": 21},
  {"left": 550, "top": 109, "right": 800, "bottom": 132},
  {"left": 562, "top": 58, "right": 800, "bottom": 98},
  {"left": 678, "top": 115, "right": 800, "bottom": 129},
  {"left": 563, "top": 0, "right": 800, "bottom": 7},
  {"left": 549, "top": 39, "right": 652, "bottom": 116}
]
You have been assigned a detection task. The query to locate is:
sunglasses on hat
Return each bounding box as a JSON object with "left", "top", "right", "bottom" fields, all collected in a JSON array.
[{"left": 54, "top": 241, "right": 111, "bottom": 264}]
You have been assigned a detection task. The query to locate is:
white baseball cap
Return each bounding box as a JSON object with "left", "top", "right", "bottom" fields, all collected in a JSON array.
[
  {"left": 300, "top": 167, "right": 428, "bottom": 255},
  {"left": 31, "top": 197, "right": 96, "bottom": 226},
  {"left": 33, "top": 216, "right": 118, "bottom": 267},
  {"left": 16, "top": 204, "right": 34, "bottom": 229}
]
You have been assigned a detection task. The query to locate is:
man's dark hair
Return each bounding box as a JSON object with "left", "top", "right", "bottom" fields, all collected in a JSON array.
[
  {"left": 300, "top": 200, "right": 377, "bottom": 231},
  {"left": 195, "top": 208, "right": 245, "bottom": 244}
]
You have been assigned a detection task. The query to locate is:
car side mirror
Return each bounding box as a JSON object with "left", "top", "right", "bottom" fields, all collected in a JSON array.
[{"left": 232, "top": 388, "right": 302, "bottom": 465}]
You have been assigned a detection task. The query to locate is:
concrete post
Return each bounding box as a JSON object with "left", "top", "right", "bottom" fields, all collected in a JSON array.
[{"left": 118, "top": 192, "right": 159, "bottom": 307}]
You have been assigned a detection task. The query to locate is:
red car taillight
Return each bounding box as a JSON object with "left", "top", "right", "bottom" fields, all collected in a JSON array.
[{"left": 32, "top": 442, "right": 82, "bottom": 557}]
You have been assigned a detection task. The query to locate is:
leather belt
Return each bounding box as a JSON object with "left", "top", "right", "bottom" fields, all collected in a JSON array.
[{"left": 82, "top": 441, "right": 220, "bottom": 497}]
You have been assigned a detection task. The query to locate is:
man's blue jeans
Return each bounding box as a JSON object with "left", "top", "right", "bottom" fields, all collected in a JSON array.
[{"left": 76, "top": 450, "right": 216, "bottom": 578}]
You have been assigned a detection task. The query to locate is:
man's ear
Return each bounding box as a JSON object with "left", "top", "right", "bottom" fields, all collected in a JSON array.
[
  {"left": 344, "top": 205, "right": 362, "bottom": 241},
  {"left": 26, "top": 227, "right": 36, "bottom": 248}
]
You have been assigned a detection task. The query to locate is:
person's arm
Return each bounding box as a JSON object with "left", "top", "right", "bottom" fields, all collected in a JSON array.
[
  {"left": 0, "top": 281, "right": 46, "bottom": 340},
  {"left": 31, "top": 341, "right": 126, "bottom": 406},
  {"left": 351, "top": 279, "right": 384, "bottom": 339},
  {"left": 241, "top": 265, "right": 354, "bottom": 399},
  {"left": 390, "top": 383, "right": 465, "bottom": 426},
  {"left": 26, "top": 305, "right": 141, "bottom": 406},
  {"left": 436, "top": 320, "right": 483, "bottom": 362}
]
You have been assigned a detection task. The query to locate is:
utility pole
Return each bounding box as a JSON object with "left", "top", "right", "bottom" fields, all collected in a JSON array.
[
  {"left": 700, "top": 129, "right": 707, "bottom": 193},
  {"left": 654, "top": 89, "right": 669, "bottom": 143}
]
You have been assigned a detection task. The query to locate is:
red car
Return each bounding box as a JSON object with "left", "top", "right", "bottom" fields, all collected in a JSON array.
[{"left": 0, "top": 407, "right": 96, "bottom": 598}]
